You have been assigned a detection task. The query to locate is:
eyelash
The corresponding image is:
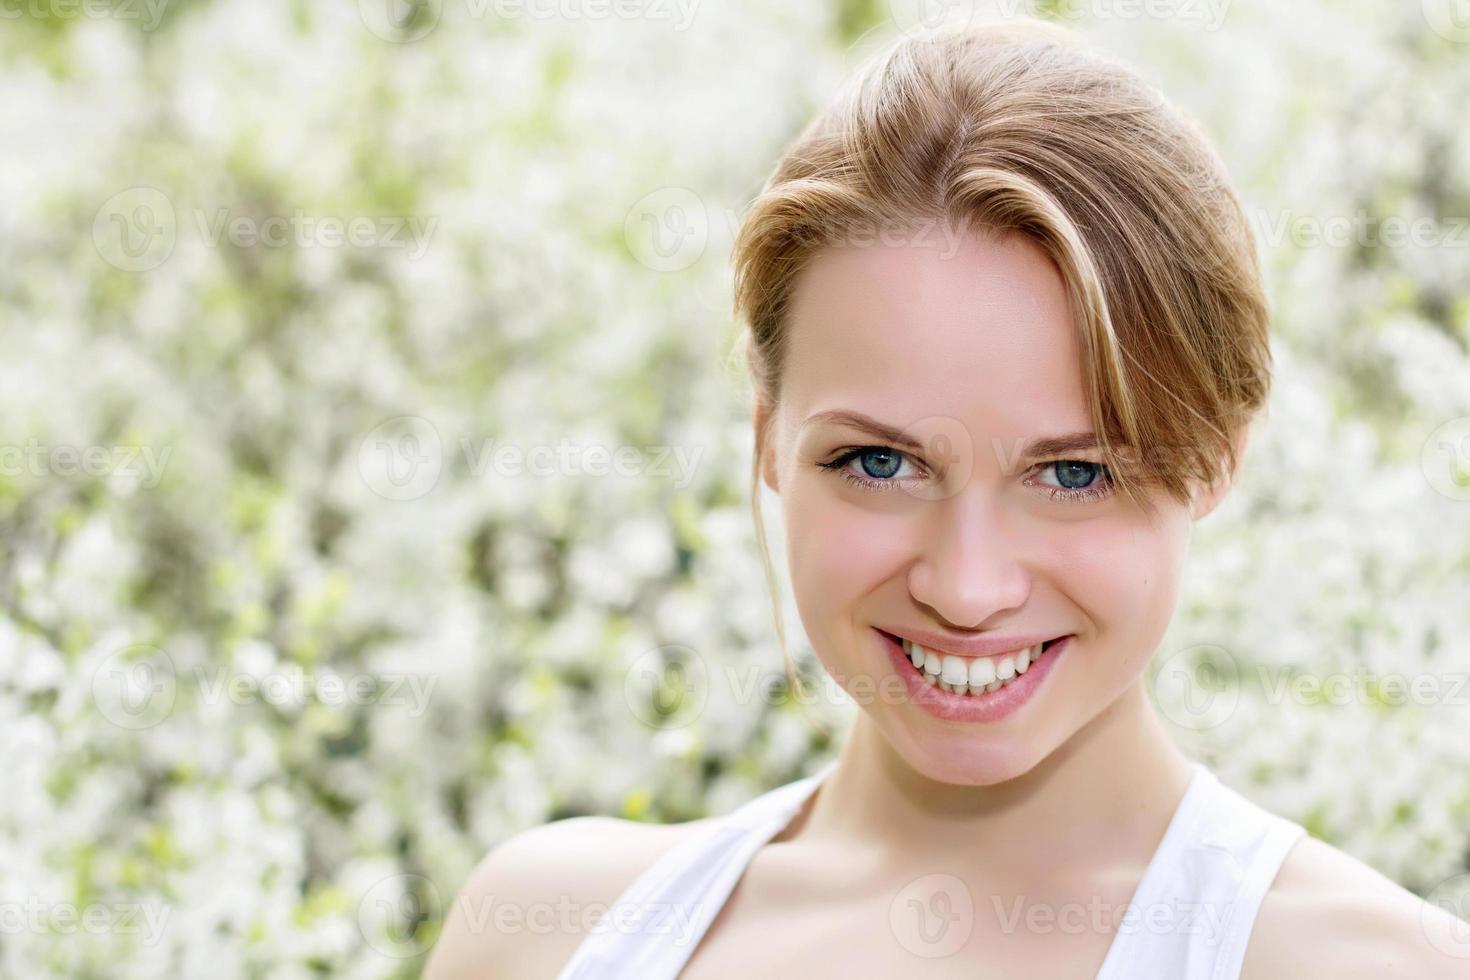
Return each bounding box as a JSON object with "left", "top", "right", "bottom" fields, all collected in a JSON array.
[{"left": 816, "top": 446, "right": 1115, "bottom": 503}]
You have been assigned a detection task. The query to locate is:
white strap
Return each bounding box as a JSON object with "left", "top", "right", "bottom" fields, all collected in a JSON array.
[{"left": 555, "top": 763, "right": 833, "bottom": 979}]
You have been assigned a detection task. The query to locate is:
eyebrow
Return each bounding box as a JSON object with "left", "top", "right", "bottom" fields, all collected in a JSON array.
[
  {"left": 802, "top": 410, "right": 1101, "bottom": 461},
  {"left": 801, "top": 410, "right": 926, "bottom": 451},
  {"left": 1016, "top": 432, "right": 1102, "bottom": 460}
]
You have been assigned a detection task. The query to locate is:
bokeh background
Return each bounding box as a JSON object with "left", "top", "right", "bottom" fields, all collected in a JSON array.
[{"left": 3, "top": 0, "right": 1470, "bottom": 976}]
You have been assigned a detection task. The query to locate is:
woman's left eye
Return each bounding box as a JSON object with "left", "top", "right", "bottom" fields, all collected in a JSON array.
[
  {"left": 818, "top": 446, "right": 923, "bottom": 491},
  {"left": 1030, "top": 459, "right": 1114, "bottom": 502}
]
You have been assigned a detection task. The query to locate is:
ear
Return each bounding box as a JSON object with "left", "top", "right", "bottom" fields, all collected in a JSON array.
[
  {"left": 1190, "top": 424, "right": 1252, "bottom": 522},
  {"left": 754, "top": 399, "right": 780, "bottom": 493}
]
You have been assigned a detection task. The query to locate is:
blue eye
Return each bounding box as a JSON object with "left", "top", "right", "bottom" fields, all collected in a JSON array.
[
  {"left": 818, "top": 446, "right": 921, "bottom": 491},
  {"left": 856, "top": 449, "right": 902, "bottom": 479},
  {"left": 1032, "top": 460, "right": 1113, "bottom": 502}
]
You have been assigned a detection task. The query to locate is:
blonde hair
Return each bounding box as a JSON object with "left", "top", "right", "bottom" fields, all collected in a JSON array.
[{"left": 730, "top": 19, "right": 1272, "bottom": 714}]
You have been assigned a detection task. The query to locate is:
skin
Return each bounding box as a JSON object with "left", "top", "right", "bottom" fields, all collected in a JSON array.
[{"left": 423, "top": 224, "right": 1468, "bottom": 979}]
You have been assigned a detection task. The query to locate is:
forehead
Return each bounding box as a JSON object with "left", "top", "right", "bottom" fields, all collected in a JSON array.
[{"left": 783, "top": 228, "right": 1090, "bottom": 437}]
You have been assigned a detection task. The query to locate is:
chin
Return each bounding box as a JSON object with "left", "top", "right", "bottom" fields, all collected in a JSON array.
[{"left": 887, "top": 726, "right": 1052, "bottom": 787}]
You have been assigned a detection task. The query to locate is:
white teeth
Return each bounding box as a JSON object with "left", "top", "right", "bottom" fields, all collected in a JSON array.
[
  {"left": 940, "top": 655, "right": 968, "bottom": 686},
  {"left": 1016, "top": 644, "right": 1035, "bottom": 674},
  {"left": 901, "top": 638, "right": 1047, "bottom": 698},
  {"left": 968, "top": 655, "right": 995, "bottom": 687}
]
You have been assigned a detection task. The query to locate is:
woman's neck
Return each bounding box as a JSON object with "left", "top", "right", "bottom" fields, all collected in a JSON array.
[{"left": 790, "top": 678, "right": 1195, "bottom": 886}]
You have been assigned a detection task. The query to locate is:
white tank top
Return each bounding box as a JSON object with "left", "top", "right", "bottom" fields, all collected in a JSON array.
[{"left": 554, "top": 759, "right": 1306, "bottom": 979}]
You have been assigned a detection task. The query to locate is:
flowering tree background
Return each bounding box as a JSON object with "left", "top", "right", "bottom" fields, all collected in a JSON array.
[{"left": 1, "top": 0, "right": 1468, "bottom": 976}]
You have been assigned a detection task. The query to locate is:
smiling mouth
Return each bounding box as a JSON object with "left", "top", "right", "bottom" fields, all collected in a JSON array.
[{"left": 883, "top": 632, "right": 1069, "bottom": 697}]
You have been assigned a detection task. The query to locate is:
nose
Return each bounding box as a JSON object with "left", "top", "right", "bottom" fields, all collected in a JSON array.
[{"left": 906, "top": 493, "right": 1030, "bottom": 630}]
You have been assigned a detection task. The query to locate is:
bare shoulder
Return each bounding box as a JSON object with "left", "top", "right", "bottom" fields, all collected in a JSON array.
[
  {"left": 1241, "top": 832, "right": 1469, "bottom": 979},
  {"left": 422, "top": 812, "right": 712, "bottom": 980}
]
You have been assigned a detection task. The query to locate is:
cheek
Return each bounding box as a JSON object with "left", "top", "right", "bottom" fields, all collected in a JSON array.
[
  {"left": 783, "top": 485, "right": 912, "bottom": 643},
  {"left": 1048, "top": 515, "right": 1189, "bottom": 669}
]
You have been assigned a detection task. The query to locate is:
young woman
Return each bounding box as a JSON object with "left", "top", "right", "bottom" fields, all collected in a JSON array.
[{"left": 427, "top": 19, "right": 1464, "bottom": 979}]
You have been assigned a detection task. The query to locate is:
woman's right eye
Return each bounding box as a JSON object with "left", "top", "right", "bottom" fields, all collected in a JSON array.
[{"left": 817, "top": 446, "right": 924, "bottom": 491}]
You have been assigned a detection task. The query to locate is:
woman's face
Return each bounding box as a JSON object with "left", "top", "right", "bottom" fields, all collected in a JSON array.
[{"left": 757, "top": 225, "right": 1236, "bottom": 785}]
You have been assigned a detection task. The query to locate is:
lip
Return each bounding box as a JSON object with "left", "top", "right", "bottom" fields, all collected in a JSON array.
[
  {"left": 875, "top": 627, "right": 1072, "bottom": 724},
  {"left": 873, "top": 624, "right": 1056, "bottom": 660}
]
